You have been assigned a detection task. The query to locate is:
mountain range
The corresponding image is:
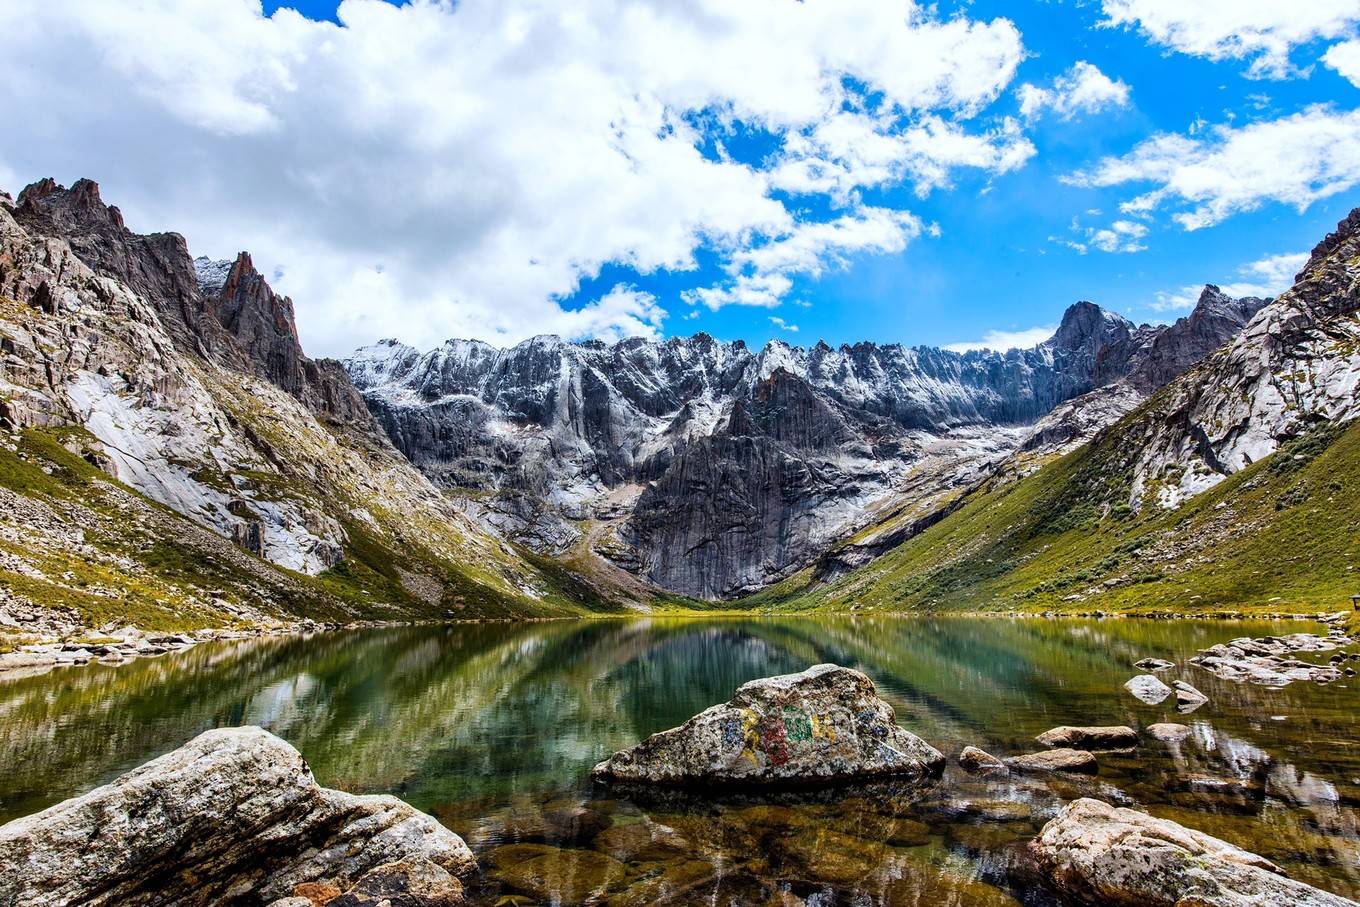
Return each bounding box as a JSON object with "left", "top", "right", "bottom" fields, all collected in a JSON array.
[{"left": 1, "top": 176, "right": 1356, "bottom": 637}]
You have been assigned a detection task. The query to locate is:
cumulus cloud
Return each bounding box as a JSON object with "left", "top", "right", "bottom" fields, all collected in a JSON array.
[
  {"left": 943, "top": 325, "right": 1056, "bottom": 353},
  {"left": 768, "top": 316, "right": 800, "bottom": 333},
  {"left": 1324, "top": 39, "right": 1360, "bottom": 86},
  {"left": 685, "top": 207, "right": 923, "bottom": 309},
  {"left": 1151, "top": 249, "right": 1307, "bottom": 312},
  {"left": 1101, "top": 0, "right": 1360, "bottom": 78},
  {"left": 0, "top": 0, "right": 1031, "bottom": 355},
  {"left": 1066, "top": 105, "right": 1360, "bottom": 230},
  {"left": 1017, "top": 62, "right": 1131, "bottom": 121}
]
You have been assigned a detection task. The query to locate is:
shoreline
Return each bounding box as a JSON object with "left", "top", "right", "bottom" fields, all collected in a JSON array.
[{"left": 2, "top": 606, "right": 1349, "bottom": 682}]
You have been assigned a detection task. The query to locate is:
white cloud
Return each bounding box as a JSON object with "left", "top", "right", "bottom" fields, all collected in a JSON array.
[
  {"left": 0, "top": 0, "right": 1031, "bottom": 355},
  {"left": 1057, "top": 218, "right": 1148, "bottom": 254},
  {"left": 1324, "top": 39, "right": 1360, "bottom": 86},
  {"left": 1017, "top": 61, "right": 1131, "bottom": 120},
  {"left": 768, "top": 316, "right": 800, "bottom": 333},
  {"left": 1067, "top": 105, "right": 1360, "bottom": 230},
  {"left": 944, "top": 325, "right": 1056, "bottom": 353},
  {"left": 1151, "top": 249, "right": 1307, "bottom": 312},
  {"left": 686, "top": 207, "right": 923, "bottom": 309},
  {"left": 1101, "top": 1, "right": 1360, "bottom": 78}
]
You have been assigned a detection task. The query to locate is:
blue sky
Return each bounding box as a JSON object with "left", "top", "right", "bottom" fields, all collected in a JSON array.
[{"left": 5, "top": 1, "right": 1360, "bottom": 355}]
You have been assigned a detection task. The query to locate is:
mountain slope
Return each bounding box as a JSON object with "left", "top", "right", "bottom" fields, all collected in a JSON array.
[
  {"left": 0, "top": 179, "right": 634, "bottom": 638},
  {"left": 348, "top": 291, "right": 1263, "bottom": 598},
  {"left": 752, "top": 207, "right": 1360, "bottom": 616}
]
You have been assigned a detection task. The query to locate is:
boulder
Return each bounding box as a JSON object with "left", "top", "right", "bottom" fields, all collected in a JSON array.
[
  {"left": 0, "top": 727, "right": 475, "bottom": 906},
  {"left": 1145, "top": 723, "right": 1191, "bottom": 742},
  {"left": 1173, "top": 680, "right": 1209, "bottom": 712},
  {"left": 1036, "top": 726, "right": 1138, "bottom": 750},
  {"left": 329, "top": 858, "right": 463, "bottom": 907},
  {"left": 591, "top": 664, "right": 945, "bottom": 786},
  {"left": 1031, "top": 798, "right": 1355, "bottom": 906},
  {"left": 1134, "top": 658, "right": 1175, "bottom": 671},
  {"left": 1124, "top": 674, "right": 1173, "bottom": 704},
  {"left": 958, "top": 745, "right": 1007, "bottom": 773},
  {"left": 1005, "top": 749, "right": 1098, "bottom": 775}
]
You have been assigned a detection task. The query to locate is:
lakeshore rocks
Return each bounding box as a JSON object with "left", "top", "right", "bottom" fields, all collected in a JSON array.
[
  {"left": 0, "top": 726, "right": 474, "bottom": 906},
  {"left": 1146, "top": 723, "right": 1192, "bottom": 742},
  {"left": 1036, "top": 726, "right": 1138, "bottom": 750},
  {"left": 1172, "top": 679, "right": 1209, "bottom": 712},
  {"left": 959, "top": 745, "right": 1007, "bottom": 773},
  {"left": 1124, "top": 674, "right": 1173, "bottom": 704},
  {"left": 1031, "top": 798, "right": 1356, "bottom": 906},
  {"left": 1005, "top": 749, "right": 1098, "bottom": 775},
  {"left": 1189, "top": 633, "right": 1354, "bottom": 686},
  {"left": 591, "top": 664, "right": 945, "bottom": 786}
]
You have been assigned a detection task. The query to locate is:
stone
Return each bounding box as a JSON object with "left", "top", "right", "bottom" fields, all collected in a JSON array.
[
  {"left": 592, "top": 819, "right": 690, "bottom": 863},
  {"left": 958, "top": 745, "right": 1007, "bottom": 773},
  {"left": 1189, "top": 633, "right": 1354, "bottom": 687},
  {"left": 270, "top": 900, "right": 316, "bottom": 907},
  {"left": 1005, "top": 749, "right": 1098, "bottom": 775},
  {"left": 1035, "top": 726, "right": 1138, "bottom": 750},
  {"left": 0, "top": 727, "right": 475, "bottom": 906},
  {"left": 1145, "top": 723, "right": 1192, "bottom": 742},
  {"left": 1173, "top": 679, "right": 1209, "bottom": 712},
  {"left": 1124, "top": 674, "right": 1173, "bottom": 704},
  {"left": 1031, "top": 798, "right": 1355, "bottom": 906},
  {"left": 591, "top": 664, "right": 945, "bottom": 786},
  {"left": 329, "top": 858, "right": 464, "bottom": 907},
  {"left": 1134, "top": 658, "right": 1175, "bottom": 671}
]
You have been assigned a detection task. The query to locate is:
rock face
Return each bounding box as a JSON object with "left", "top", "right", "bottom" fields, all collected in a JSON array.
[
  {"left": 1036, "top": 726, "right": 1138, "bottom": 750},
  {"left": 591, "top": 664, "right": 945, "bottom": 786},
  {"left": 346, "top": 288, "right": 1261, "bottom": 598},
  {"left": 0, "top": 727, "right": 474, "bottom": 906},
  {"left": 1120, "top": 208, "right": 1360, "bottom": 509},
  {"left": 1031, "top": 798, "right": 1355, "bottom": 906}
]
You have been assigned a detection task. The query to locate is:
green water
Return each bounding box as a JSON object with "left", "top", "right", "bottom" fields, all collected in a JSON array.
[{"left": 3, "top": 616, "right": 1359, "bottom": 905}]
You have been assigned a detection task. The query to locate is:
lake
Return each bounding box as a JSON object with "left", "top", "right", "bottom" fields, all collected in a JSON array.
[{"left": 2, "top": 616, "right": 1358, "bottom": 905}]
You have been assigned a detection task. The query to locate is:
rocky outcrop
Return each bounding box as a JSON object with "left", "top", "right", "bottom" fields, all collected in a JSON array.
[
  {"left": 1031, "top": 798, "right": 1355, "bottom": 906},
  {"left": 1122, "top": 208, "right": 1360, "bottom": 509},
  {"left": 0, "top": 726, "right": 474, "bottom": 906},
  {"left": 1035, "top": 726, "right": 1137, "bottom": 750},
  {"left": 347, "top": 286, "right": 1263, "bottom": 598},
  {"left": 591, "top": 664, "right": 945, "bottom": 786},
  {"left": 1189, "top": 631, "right": 1353, "bottom": 686}
]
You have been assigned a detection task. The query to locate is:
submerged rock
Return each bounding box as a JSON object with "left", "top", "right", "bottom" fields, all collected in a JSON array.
[
  {"left": 591, "top": 664, "right": 945, "bottom": 787},
  {"left": 1036, "top": 726, "right": 1138, "bottom": 750},
  {"left": 0, "top": 726, "right": 474, "bottom": 906},
  {"left": 1124, "top": 674, "right": 1173, "bottom": 704},
  {"left": 1031, "top": 798, "right": 1355, "bottom": 906},
  {"left": 1005, "top": 749, "right": 1098, "bottom": 775},
  {"left": 1145, "top": 723, "right": 1192, "bottom": 742},
  {"left": 959, "top": 745, "right": 1007, "bottom": 773}
]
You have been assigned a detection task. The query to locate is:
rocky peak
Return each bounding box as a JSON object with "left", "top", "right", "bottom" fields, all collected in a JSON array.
[
  {"left": 1049, "top": 301, "right": 1132, "bottom": 355},
  {"left": 192, "top": 255, "right": 233, "bottom": 296},
  {"left": 1300, "top": 205, "right": 1360, "bottom": 280}
]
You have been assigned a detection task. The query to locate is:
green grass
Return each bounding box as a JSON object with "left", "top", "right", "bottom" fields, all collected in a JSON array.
[{"left": 747, "top": 417, "right": 1360, "bottom": 616}]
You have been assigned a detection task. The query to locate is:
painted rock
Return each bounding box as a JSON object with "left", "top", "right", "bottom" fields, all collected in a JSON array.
[{"left": 591, "top": 664, "right": 945, "bottom": 787}]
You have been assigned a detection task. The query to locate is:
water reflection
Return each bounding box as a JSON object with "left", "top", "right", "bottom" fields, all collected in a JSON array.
[{"left": 1, "top": 616, "right": 1357, "bottom": 904}]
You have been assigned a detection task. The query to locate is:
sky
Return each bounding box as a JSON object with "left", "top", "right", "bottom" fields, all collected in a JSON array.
[{"left": 1, "top": 1, "right": 1358, "bottom": 357}]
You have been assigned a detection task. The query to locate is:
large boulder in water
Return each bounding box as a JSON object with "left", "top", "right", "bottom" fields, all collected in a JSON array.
[
  {"left": 591, "top": 664, "right": 944, "bottom": 787},
  {"left": 0, "top": 726, "right": 474, "bottom": 906},
  {"left": 1031, "top": 798, "right": 1355, "bottom": 906}
]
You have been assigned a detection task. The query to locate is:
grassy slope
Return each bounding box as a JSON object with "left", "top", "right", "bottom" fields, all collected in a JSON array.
[
  {"left": 0, "top": 427, "right": 627, "bottom": 633},
  {"left": 744, "top": 416, "right": 1360, "bottom": 616}
]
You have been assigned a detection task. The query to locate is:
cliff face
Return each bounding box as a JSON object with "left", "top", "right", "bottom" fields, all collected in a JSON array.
[
  {"left": 348, "top": 289, "right": 1262, "bottom": 598},
  {"left": 0, "top": 179, "right": 610, "bottom": 632}
]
